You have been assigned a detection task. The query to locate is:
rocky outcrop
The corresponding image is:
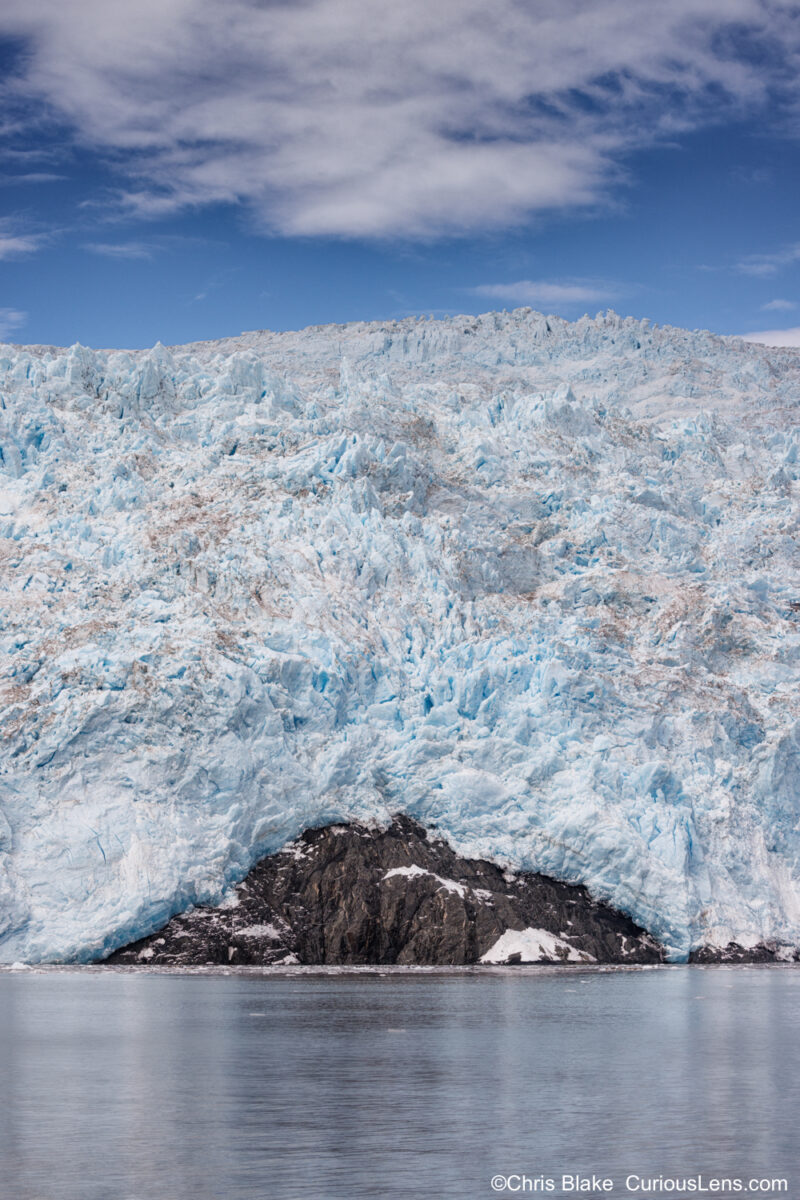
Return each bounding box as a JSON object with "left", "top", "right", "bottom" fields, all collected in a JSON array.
[
  {"left": 107, "top": 816, "right": 665, "bottom": 966},
  {"left": 689, "top": 942, "right": 800, "bottom": 964}
]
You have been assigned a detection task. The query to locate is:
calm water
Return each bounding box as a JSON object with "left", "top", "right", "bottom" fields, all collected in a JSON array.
[{"left": 0, "top": 966, "right": 797, "bottom": 1200}]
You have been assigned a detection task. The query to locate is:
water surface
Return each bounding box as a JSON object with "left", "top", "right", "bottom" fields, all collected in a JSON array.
[{"left": 0, "top": 966, "right": 797, "bottom": 1200}]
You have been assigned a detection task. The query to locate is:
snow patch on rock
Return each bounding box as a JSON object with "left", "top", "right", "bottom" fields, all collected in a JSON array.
[
  {"left": 480, "top": 928, "right": 595, "bottom": 964},
  {"left": 383, "top": 865, "right": 467, "bottom": 897}
]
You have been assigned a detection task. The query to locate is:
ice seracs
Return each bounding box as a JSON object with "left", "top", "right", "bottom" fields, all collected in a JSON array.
[{"left": 1, "top": 308, "right": 800, "bottom": 963}]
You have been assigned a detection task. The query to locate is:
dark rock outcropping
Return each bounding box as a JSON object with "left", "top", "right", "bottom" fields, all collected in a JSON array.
[
  {"left": 108, "top": 816, "right": 665, "bottom": 966},
  {"left": 689, "top": 942, "right": 800, "bottom": 964}
]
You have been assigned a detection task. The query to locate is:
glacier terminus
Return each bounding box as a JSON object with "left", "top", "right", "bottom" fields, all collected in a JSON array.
[{"left": 1, "top": 308, "right": 800, "bottom": 963}]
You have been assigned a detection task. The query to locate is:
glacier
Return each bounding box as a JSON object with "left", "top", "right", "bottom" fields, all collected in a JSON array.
[{"left": 1, "top": 307, "right": 800, "bottom": 963}]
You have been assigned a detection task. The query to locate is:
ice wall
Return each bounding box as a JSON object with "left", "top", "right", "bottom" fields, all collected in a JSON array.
[{"left": 1, "top": 309, "right": 799, "bottom": 961}]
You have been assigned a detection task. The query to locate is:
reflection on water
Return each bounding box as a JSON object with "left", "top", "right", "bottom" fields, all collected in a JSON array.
[{"left": 0, "top": 967, "right": 797, "bottom": 1200}]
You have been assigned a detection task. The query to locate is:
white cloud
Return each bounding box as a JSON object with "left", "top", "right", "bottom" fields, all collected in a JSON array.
[
  {"left": 0, "top": 234, "right": 38, "bottom": 258},
  {"left": 0, "top": 308, "right": 27, "bottom": 340},
  {"left": 736, "top": 243, "right": 800, "bottom": 276},
  {"left": 0, "top": 1, "right": 798, "bottom": 238},
  {"left": 0, "top": 218, "right": 42, "bottom": 258},
  {"left": 0, "top": 172, "right": 64, "bottom": 186},
  {"left": 761, "top": 298, "right": 796, "bottom": 311},
  {"left": 83, "top": 241, "right": 155, "bottom": 260},
  {"left": 742, "top": 327, "right": 800, "bottom": 347},
  {"left": 472, "top": 279, "right": 620, "bottom": 307}
]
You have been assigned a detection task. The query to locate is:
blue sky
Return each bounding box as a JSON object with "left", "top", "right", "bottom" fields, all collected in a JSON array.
[{"left": 1, "top": 0, "right": 800, "bottom": 349}]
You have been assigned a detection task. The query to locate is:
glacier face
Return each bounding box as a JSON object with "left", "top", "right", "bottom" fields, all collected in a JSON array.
[{"left": 1, "top": 308, "right": 800, "bottom": 962}]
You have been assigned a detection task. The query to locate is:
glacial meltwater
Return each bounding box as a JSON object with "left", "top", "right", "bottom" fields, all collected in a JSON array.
[{"left": 0, "top": 966, "right": 797, "bottom": 1200}]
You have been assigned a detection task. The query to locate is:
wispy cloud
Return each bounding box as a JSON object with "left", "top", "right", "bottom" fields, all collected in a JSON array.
[
  {"left": 736, "top": 243, "right": 800, "bottom": 277},
  {"left": 0, "top": 307, "right": 27, "bottom": 340},
  {"left": 0, "top": 218, "right": 43, "bottom": 259},
  {"left": 761, "top": 298, "right": 796, "bottom": 311},
  {"left": 189, "top": 265, "right": 241, "bottom": 305},
  {"left": 0, "top": 171, "right": 64, "bottom": 186},
  {"left": 742, "top": 327, "right": 800, "bottom": 348},
  {"left": 0, "top": 1, "right": 798, "bottom": 239},
  {"left": 83, "top": 241, "right": 156, "bottom": 260},
  {"left": 472, "top": 279, "right": 621, "bottom": 308}
]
